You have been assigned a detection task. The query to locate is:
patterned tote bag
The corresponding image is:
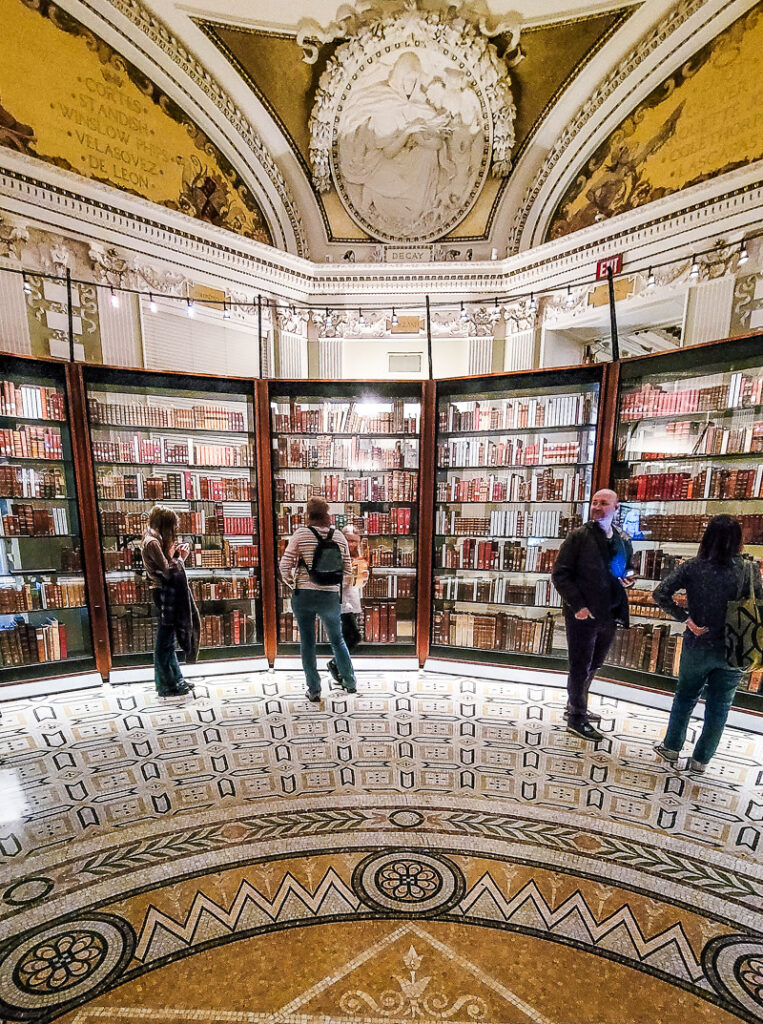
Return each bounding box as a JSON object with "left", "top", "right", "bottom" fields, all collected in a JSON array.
[{"left": 725, "top": 562, "right": 763, "bottom": 671}]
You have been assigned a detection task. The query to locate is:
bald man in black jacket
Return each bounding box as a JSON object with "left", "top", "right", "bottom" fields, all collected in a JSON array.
[{"left": 552, "top": 489, "right": 636, "bottom": 740}]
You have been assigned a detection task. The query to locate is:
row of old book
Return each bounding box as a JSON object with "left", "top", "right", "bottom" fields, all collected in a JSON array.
[
  {"left": 0, "top": 580, "right": 85, "bottom": 612},
  {"left": 433, "top": 609, "right": 555, "bottom": 654},
  {"left": 0, "top": 466, "right": 67, "bottom": 499},
  {"left": 439, "top": 394, "right": 595, "bottom": 433},
  {"left": 102, "top": 540, "right": 259, "bottom": 572},
  {"left": 434, "top": 577, "right": 562, "bottom": 608},
  {"left": 278, "top": 506, "right": 413, "bottom": 537},
  {"left": 437, "top": 438, "right": 586, "bottom": 470},
  {"left": 604, "top": 623, "right": 682, "bottom": 676},
  {"left": 621, "top": 422, "right": 763, "bottom": 462},
  {"left": 200, "top": 610, "right": 254, "bottom": 648},
  {"left": 436, "top": 469, "right": 589, "bottom": 504},
  {"left": 617, "top": 466, "right": 763, "bottom": 502},
  {"left": 437, "top": 510, "right": 582, "bottom": 539},
  {"left": 88, "top": 397, "right": 247, "bottom": 433},
  {"left": 100, "top": 509, "right": 257, "bottom": 537},
  {"left": 274, "top": 471, "right": 418, "bottom": 504},
  {"left": 92, "top": 436, "right": 255, "bottom": 467},
  {"left": 96, "top": 471, "right": 253, "bottom": 502},
  {"left": 620, "top": 373, "right": 763, "bottom": 421},
  {"left": 107, "top": 575, "right": 260, "bottom": 605},
  {"left": 274, "top": 436, "right": 418, "bottom": 471},
  {"left": 110, "top": 608, "right": 254, "bottom": 653},
  {"left": 437, "top": 538, "right": 560, "bottom": 572},
  {"left": 0, "top": 505, "right": 68, "bottom": 536},
  {"left": 1, "top": 380, "right": 66, "bottom": 421},
  {"left": 639, "top": 513, "right": 763, "bottom": 543},
  {"left": 0, "top": 426, "right": 63, "bottom": 461},
  {"left": 279, "top": 604, "right": 410, "bottom": 644},
  {"left": 271, "top": 400, "right": 418, "bottom": 435},
  {"left": 630, "top": 549, "right": 684, "bottom": 581},
  {"left": 0, "top": 617, "right": 68, "bottom": 665}
]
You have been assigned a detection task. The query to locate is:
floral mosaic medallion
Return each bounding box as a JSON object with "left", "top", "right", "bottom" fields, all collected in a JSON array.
[
  {"left": 705, "top": 935, "right": 763, "bottom": 1020},
  {"left": 0, "top": 915, "right": 134, "bottom": 1020},
  {"left": 354, "top": 850, "right": 465, "bottom": 916}
]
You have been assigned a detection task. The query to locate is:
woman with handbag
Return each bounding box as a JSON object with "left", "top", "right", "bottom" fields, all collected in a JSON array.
[
  {"left": 141, "top": 505, "right": 199, "bottom": 697},
  {"left": 652, "top": 515, "right": 762, "bottom": 772}
]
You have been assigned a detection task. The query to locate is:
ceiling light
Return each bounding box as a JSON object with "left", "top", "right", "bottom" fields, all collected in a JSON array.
[
  {"left": 110, "top": 287, "right": 119, "bottom": 309},
  {"left": 358, "top": 308, "right": 366, "bottom": 326},
  {"left": 187, "top": 298, "right": 195, "bottom": 317},
  {"left": 325, "top": 307, "right": 333, "bottom": 327},
  {"left": 22, "top": 273, "right": 31, "bottom": 295},
  {"left": 391, "top": 308, "right": 398, "bottom": 326},
  {"left": 223, "top": 301, "right": 231, "bottom": 320},
  {"left": 460, "top": 301, "right": 468, "bottom": 321},
  {"left": 739, "top": 240, "right": 749, "bottom": 266},
  {"left": 148, "top": 292, "right": 157, "bottom": 313},
  {"left": 528, "top": 292, "right": 538, "bottom": 312},
  {"left": 689, "top": 256, "right": 699, "bottom": 280},
  {"left": 646, "top": 267, "right": 655, "bottom": 289},
  {"left": 565, "top": 285, "right": 575, "bottom": 308}
]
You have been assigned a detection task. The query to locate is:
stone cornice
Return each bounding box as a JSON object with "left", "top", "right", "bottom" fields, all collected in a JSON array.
[{"left": 0, "top": 149, "right": 760, "bottom": 305}]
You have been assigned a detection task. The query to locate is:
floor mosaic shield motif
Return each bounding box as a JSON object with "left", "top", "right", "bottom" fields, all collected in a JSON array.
[{"left": 0, "top": 670, "right": 761, "bottom": 1023}]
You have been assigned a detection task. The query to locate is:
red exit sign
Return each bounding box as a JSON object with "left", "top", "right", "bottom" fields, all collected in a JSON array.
[{"left": 596, "top": 254, "right": 623, "bottom": 279}]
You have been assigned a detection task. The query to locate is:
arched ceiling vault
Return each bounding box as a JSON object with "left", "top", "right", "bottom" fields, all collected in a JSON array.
[{"left": 1, "top": 0, "right": 760, "bottom": 268}]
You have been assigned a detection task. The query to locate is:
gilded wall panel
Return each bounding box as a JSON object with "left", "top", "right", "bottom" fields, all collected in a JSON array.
[
  {"left": 548, "top": 7, "right": 763, "bottom": 240},
  {"left": 0, "top": 0, "right": 273, "bottom": 245}
]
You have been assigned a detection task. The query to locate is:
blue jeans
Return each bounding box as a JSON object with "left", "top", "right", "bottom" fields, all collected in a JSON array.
[
  {"left": 663, "top": 643, "right": 742, "bottom": 763},
  {"left": 291, "top": 589, "right": 356, "bottom": 694},
  {"left": 153, "top": 591, "right": 184, "bottom": 692}
]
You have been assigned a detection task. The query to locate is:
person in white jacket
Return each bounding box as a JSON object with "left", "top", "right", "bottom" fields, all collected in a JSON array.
[{"left": 328, "top": 528, "right": 368, "bottom": 685}]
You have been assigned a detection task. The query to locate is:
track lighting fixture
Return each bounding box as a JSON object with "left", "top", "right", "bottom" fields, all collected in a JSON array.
[
  {"left": 324, "top": 307, "right": 333, "bottom": 327},
  {"left": 391, "top": 308, "right": 398, "bottom": 326},
  {"left": 187, "top": 298, "right": 195, "bottom": 317},
  {"left": 565, "top": 285, "right": 575, "bottom": 308},
  {"left": 689, "top": 256, "right": 699, "bottom": 280},
  {"left": 109, "top": 287, "right": 119, "bottom": 309},
  {"left": 490, "top": 298, "right": 500, "bottom": 323},
  {"left": 646, "top": 268, "right": 655, "bottom": 289},
  {"left": 739, "top": 240, "right": 749, "bottom": 265},
  {"left": 529, "top": 292, "right": 538, "bottom": 312},
  {"left": 148, "top": 293, "right": 157, "bottom": 313},
  {"left": 22, "top": 273, "right": 31, "bottom": 295},
  {"left": 358, "top": 308, "right": 366, "bottom": 326},
  {"left": 460, "top": 301, "right": 468, "bottom": 321},
  {"left": 223, "top": 301, "right": 230, "bottom": 319}
]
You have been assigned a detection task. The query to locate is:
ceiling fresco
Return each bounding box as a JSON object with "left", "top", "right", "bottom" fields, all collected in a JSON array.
[
  {"left": 0, "top": 0, "right": 273, "bottom": 245},
  {"left": 546, "top": 5, "right": 763, "bottom": 241},
  {"left": 199, "top": 8, "right": 630, "bottom": 244}
]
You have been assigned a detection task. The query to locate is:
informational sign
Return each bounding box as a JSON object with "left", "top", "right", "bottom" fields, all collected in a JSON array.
[{"left": 596, "top": 254, "right": 623, "bottom": 279}]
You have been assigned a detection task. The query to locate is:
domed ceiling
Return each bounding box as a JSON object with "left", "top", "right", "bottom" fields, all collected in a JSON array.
[{"left": 198, "top": 0, "right": 633, "bottom": 246}]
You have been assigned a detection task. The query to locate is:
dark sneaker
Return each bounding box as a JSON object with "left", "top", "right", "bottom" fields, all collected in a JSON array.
[
  {"left": 687, "top": 757, "right": 707, "bottom": 774},
  {"left": 341, "top": 681, "right": 357, "bottom": 694},
  {"left": 566, "top": 720, "right": 603, "bottom": 741},
  {"left": 654, "top": 743, "right": 680, "bottom": 763},
  {"left": 563, "top": 708, "right": 602, "bottom": 722},
  {"left": 305, "top": 690, "right": 322, "bottom": 703},
  {"left": 157, "top": 681, "right": 194, "bottom": 697},
  {"left": 327, "top": 660, "right": 341, "bottom": 684}
]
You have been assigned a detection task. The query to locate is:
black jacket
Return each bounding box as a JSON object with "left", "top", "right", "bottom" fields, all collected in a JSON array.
[
  {"left": 159, "top": 561, "right": 201, "bottom": 663},
  {"left": 551, "top": 521, "right": 634, "bottom": 626}
]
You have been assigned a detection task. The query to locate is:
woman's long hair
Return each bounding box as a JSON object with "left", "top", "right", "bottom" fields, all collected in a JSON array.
[
  {"left": 698, "top": 514, "right": 742, "bottom": 565},
  {"left": 306, "top": 496, "right": 331, "bottom": 528},
  {"left": 147, "top": 505, "right": 178, "bottom": 557}
]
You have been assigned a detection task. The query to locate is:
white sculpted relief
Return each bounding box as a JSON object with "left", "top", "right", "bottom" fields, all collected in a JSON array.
[
  {"left": 336, "top": 52, "right": 485, "bottom": 240},
  {"left": 309, "top": 9, "right": 515, "bottom": 244}
]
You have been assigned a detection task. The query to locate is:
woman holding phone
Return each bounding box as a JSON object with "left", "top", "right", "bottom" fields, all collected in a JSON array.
[{"left": 141, "top": 505, "right": 195, "bottom": 697}]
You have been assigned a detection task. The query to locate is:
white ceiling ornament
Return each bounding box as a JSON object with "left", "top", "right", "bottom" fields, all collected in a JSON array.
[{"left": 308, "top": 7, "right": 516, "bottom": 244}]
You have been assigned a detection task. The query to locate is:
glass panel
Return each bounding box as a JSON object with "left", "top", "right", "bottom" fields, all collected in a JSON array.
[
  {"left": 270, "top": 386, "right": 421, "bottom": 654},
  {"left": 0, "top": 361, "right": 94, "bottom": 679},
  {"left": 613, "top": 340, "right": 763, "bottom": 705},
  {"left": 85, "top": 373, "right": 262, "bottom": 666},
  {"left": 433, "top": 372, "right": 601, "bottom": 662}
]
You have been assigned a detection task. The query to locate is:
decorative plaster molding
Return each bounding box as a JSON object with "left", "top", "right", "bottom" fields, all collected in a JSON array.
[
  {"left": 90, "top": 0, "right": 309, "bottom": 257},
  {"left": 0, "top": 216, "right": 30, "bottom": 263},
  {"left": 507, "top": 0, "right": 708, "bottom": 253},
  {"left": 308, "top": 6, "right": 515, "bottom": 243}
]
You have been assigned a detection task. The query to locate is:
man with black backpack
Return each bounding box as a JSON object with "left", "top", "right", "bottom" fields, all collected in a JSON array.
[{"left": 279, "top": 496, "right": 358, "bottom": 702}]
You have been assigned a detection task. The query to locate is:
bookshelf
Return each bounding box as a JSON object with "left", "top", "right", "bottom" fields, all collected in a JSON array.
[
  {"left": 431, "top": 367, "right": 603, "bottom": 667},
  {"left": 83, "top": 367, "right": 263, "bottom": 668},
  {"left": 610, "top": 336, "right": 763, "bottom": 710},
  {"left": 269, "top": 382, "right": 423, "bottom": 656},
  {"left": 0, "top": 357, "right": 94, "bottom": 681}
]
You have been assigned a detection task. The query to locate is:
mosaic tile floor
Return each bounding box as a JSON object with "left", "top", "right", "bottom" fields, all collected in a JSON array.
[{"left": 0, "top": 670, "right": 762, "bottom": 1024}]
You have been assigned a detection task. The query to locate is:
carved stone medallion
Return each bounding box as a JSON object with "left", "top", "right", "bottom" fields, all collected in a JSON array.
[{"left": 309, "top": 9, "right": 514, "bottom": 243}]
